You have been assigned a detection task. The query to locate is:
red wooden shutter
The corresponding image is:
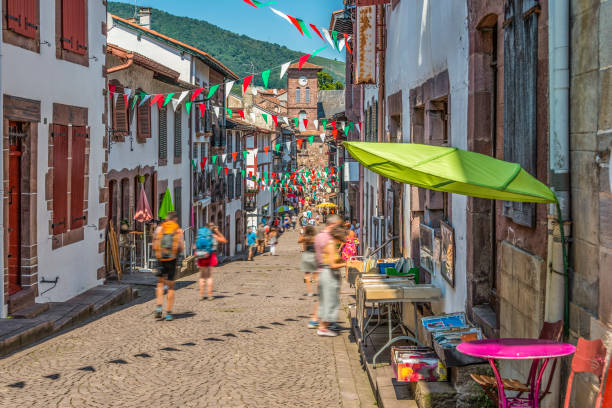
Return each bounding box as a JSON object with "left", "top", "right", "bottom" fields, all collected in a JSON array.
[
  {"left": 113, "top": 92, "right": 129, "bottom": 136},
  {"left": 70, "top": 126, "right": 87, "bottom": 229},
  {"left": 138, "top": 105, "right": 151, "bottom": 139},
  {"left": 52, "top": 124, "right": 69, "bottom": 234},
  {"left": 61, "top": 0, "right": 87, "bottom": 54},
  {"left": 7, "top": 0, "right": 38, "bottom": 38}
]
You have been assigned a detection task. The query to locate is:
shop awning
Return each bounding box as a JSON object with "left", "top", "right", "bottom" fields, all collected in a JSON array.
[{"left": 343, "top": 142, "right": 557, "bottom": 204}]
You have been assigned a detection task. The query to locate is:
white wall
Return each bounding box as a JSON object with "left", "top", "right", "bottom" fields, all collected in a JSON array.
[
  {"left": 2, "top": 1, "right": 107, "bottom": 302},
  {"left": 0, "top": 6, "right": 4, "bottom": 316},
  {"left": 385, "top": 0, "right": 469, "bottom": 314}
]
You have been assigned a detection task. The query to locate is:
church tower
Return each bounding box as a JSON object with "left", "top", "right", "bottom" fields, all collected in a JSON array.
[{"left": 286, "top": 62, "right": 322, "bottom": 132}]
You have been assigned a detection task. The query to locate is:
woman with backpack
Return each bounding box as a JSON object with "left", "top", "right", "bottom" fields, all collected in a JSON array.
[{"left": 194, "top": 223, "right": 227, "bottom": 301}]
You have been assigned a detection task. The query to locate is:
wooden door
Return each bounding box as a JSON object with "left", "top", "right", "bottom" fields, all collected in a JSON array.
[{"left": 8, "top": 139, "right": 22, "bottom": 295}]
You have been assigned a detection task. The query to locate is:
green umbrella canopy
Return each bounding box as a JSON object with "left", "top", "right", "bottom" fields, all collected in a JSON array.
[
  {"left": 343, "top": 142, "right": 557, "bottom": 204},
  {"left": 158, "top": 188, "right": 175, "bottom": 220}
]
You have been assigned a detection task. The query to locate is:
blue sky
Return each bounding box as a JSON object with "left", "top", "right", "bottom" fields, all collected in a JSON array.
[{"left": 130, "top": 0, "right": 346, "bottom": 61}]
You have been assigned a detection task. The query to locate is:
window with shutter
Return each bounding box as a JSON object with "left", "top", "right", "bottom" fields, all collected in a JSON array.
[
  {"left": 228, "top": 174, "right": 235, "bottom": 200},
  {"left": 306, "top": 88, "right": 310, "bottom": 103},
  {"left": 6, "top": 0, "right": 38, "bottom": 38},
  {"left": 159, "top": 107, "right": 168, "bottom": 160},
  {"left": 61, "top": 0, "right": 87, "bottom": 55},
  {"left": 70, "top": 126, "right": 87, "bottom": 229},
  {"left": 235, "top": 175, "right": 241, "bottom": 197},
  {"left": 296, "top": 88, "right": 301, "bottom": 103},
  {"left": 52, "top": 124, "right": 69, "bottom": 234},
  {"left": 113, "top": 91, "right": 129, "bottom": 137},
  {"left": 174, "top": 108, "right": 182, "bottom": 158},
  {"left": 174, "top": 186, "right": 182, "bottom": 226},
  {"left": 502, "top": 0, "right": 538, "bottom": 227},
  {"left": 137, "top": 104, "right": 151, "bottom": 139}
]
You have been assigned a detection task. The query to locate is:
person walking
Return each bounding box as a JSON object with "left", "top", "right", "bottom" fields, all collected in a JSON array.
[
  {"left": 195, "top": 223, "right": 227, "bottom": 300},
  {"left": 269, "top": 228, "right": 278, "bottom": 256},
  {"left": 246, "top": 227, "right": 257, "bottom": 261},
  {"left": 152, "top": 212, "right": 184, "bottom": 321},
  {"left": 298, "top": 226, "right": 317, "bottom": 296},
  {"left": 317, "top": 226, "right": 347, "bottom": 337},
  {"left": 309, "top": 215, "right": 343, "bottom": 329},
  {"left": 256, "top": 223, "right": 266, "bottom": 255},
  {"left": 291, "top": 214, "right": 298, "bottom": 231}
]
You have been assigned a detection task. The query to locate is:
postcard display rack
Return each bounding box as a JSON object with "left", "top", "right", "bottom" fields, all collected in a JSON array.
[{"left": 421, "top": 313, "right": 486, "bottom": 367}]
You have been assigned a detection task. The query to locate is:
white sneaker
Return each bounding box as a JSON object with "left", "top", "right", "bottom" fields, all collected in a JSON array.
[{"left": 317, "top": 328, "right": 338, "bottom": 337}]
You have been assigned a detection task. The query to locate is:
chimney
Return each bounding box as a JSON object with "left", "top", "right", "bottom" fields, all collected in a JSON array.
[{"left": 138, "top": 7, "right": 151, "bottom": 29}]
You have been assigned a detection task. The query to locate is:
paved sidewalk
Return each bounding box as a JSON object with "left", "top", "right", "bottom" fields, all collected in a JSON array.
[{"left": 0, "top": 230, "right": 375, "bottom": 408}]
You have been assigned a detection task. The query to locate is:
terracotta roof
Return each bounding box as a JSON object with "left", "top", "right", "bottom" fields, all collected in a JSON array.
[
  {"left": 110, "top": 14, "right": 238, "bottom": 80},
  {"left": 107, "top": 43, "right": 180, "bottom": 79},
  {"left": 289, "top": 62, "right": 323, "bottom": 71}
]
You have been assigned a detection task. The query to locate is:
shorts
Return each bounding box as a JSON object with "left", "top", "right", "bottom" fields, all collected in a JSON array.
[
  {"left": 197, "top": 252, "right": 218, "bottom": 268},
  {"left": 158, "top": 259, "right": 177, "bottom": 281},
  {"left": 300, "top": 251, "right": 317, "bottom": 273},
  {"left": 257, "top": 239, "right": 264, "bottom": 246}
]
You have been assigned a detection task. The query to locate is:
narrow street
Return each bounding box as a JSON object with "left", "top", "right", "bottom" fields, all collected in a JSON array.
[{"left": 0, "top": 231, "right": 374, "bottom": 408}]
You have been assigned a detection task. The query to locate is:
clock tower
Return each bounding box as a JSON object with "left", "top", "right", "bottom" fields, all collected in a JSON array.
[{"left": 287, "top": 62, "right": 322, "bottom": 132}]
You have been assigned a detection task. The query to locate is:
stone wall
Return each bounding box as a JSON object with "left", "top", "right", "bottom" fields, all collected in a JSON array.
[
  {"left": 567, "top": 0, "right": 612, "bottom": 405},
  {"left": 498, "top": 241, "right": 546, "bottom": 380}
]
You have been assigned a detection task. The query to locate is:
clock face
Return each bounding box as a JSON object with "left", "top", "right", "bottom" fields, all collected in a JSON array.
[{"left": 298, "top": 76, "right": 308, "bottom": 86}]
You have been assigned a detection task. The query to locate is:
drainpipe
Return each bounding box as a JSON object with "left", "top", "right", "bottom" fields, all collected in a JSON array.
[
  {"left": 0, "top": 17, "right": 5, "bottom": 318},
  {"left": 106, "top": 54, "right": 134, "bottom": 73},
  {"left": 545, "top": 0, "right": 570, "bottom": 406}
]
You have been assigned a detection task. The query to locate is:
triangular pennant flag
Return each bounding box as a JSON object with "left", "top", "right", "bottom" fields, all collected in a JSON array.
[
  {"left": 261, "top": 69, "right": 271, "bottom": 89},
  {"left": 303, "top": 118, "right": 309, "bottom": 129},
  {"left": 237, "top": 110, "right": 245, "bottom": 120},
  {"left": 250, "top": 112, "right": 257, "bottom": 123},
  {"left": 280, "top": 61, "right": 291, "bottom": 79},
  {"left": 349, "top": 121, "right": 354, "bottom": 131},
  {"left": 131, "top": 94, "right": 140, "bottom": 110},
  {"left": 251, "top": 87, "right": 258, "bottom": 96},
  {"left": 222, "top": 154, "right": 227, "bottom": 163},
  {"left": 333, "top": 129, "right": 338, "bottom": 140},
  {"left": 286, "top": 141, "right": 291, "bottom": 152},
  {"left": 171, "top": 98, "right": 180, "bottom": 112},
  {"left": 185, "top": 101, "right": 192, "bottom": 115},
  {"left": 233, "top": 168, "right": 238, "bottom": 176},
  {"left": 108, "top": 84, "right": 116, "bottom": 99},
  {"left": 201, "top": 157, "right": 207, "bottom": 166},
  {"left": 332, "top": 30, "right": 339, "bottom": 50},
  {"left": 344, "top": 33, "right": 353, "bottom": 55},
  {"left": 243, "top": 0, "right": 258, "bottom": 8},
  {"left": 310, "top": 24, "right": 324, "bottom": 40},
  {"left": 341, "top": 121, "right": 346, "bottom": 130},
  {"left": 309, "top": 135, "right": 314, "bottom": 145},
  {"left": 298, "top": 53, "right": 311, "bottom": 70},
  {"left": 217, "top": 166, "right": 222, "bottom": 175},
  {"left": 232, "top": 152, "right": 238, "bottom": 161},
  {"left": 163, "top": 93, "right": 175, "bottom": 107},
  {"left": 293, "top": 117, "right": 299, "bottom": 128},
  {"left": 226, "top": 108, "right": 233, "bottom": 118},
  {"left": 192, "top": 159, "right": 197, "bottom": 170},
  {"left": 282, "top": 116, "right": 289, "bottom": 126},
  {"left": 344, "top": 125, "right": 349, "bottom": 136},
  {"left": 311, "top": 45, "right": 327, "bottom": 58},
  {"left": 338, "top": 38, "right": 346, "bottom": 52},
  {"left": 214, "top": 106, "right": 220, "bottom": 117},
  {"left": 225, "top": 81, "right": 235, "bottom": 99},
  {"left": 264, "top": 146, "right": 270, "bottom": 154},
  {"left": 272, "top": 115, "right": 278, "bottom": 127},
  {"left": 207, "top": 84, "right": 220, "bottom": 100},
  {"left": 242, "top": 75, "right": 254, "bottom": 94},
  {"left": 270, "top": 7, "right": 293, "bottom": 25},
  {"left": 274, "top": 143, "right": 281, "bottom": 152},
  {"left": 320, "top": 133, "right": 326, "bottom": 142},
  {"left": 332, "top": 120, "right": 337, "bottom": 130},
  {"left": 322, "top": 28, "right": 336, "bottom": 49},
  {"left": 357, "top": 122, "right": 362, "bottom": 133},
  {"left": 212, "top": 155, "right": 217, "bottom": 164},
  {"left": 191, "top": 88, "right": 204, "bottom": 102},
  {"left": 297, "top": 19, "right": 311, "bottom": 39},
  {"left": 198, "top": 103, "right": 206, "bottom": 118},
  {"left": 124, "top": 88, "right": 132, "bottom": 106},
  {"left": 297, "top": 139, "right": 304, "bottom": 149},
  {"left": 139, "top": 93, "right": 151, "bottom": 107},
  {"left": 224, "top": 167, "right": 229, "bottom": 176},
  {"left": 150, "top": 94, "right": 163, "bottom": 107},
  {"left": 322, "top": 120, "right": 327, "bottom": 130},
  {"left": 177, "top": 90, "right": 189, "bottom": 106},
  {"left": 241, "top": 169, "right": 246, "bottom": 178},
  {"left": 262, "top": 113, "right": 268, "bottom": 124},
  {"left": 287, "top": 15, "right": 304, "bottom": 35},
  {"left": 314, "top": 119, "right": 319, "bottom": 130},
  {"left": 243, "top": 150, "right": 248, "bottom": 160}
]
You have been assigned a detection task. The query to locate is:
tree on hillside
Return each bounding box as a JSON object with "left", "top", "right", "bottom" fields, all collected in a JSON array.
[{"left": 318, "top": 71, "right": 345, "bottom": 90}]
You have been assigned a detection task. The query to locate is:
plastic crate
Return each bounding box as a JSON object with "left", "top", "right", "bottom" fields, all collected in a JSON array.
[{"left": 377, "top": 262, "right": 395, "bottom": 274}]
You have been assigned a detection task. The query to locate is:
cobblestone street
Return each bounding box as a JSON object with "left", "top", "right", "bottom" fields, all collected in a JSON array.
[{"left": 0, "top": 231, "right": 374, "bottom": 407}]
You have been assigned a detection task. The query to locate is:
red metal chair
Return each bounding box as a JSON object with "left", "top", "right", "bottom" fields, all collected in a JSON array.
[
  {"left": 470, "top": 320, "right": 564, "bottom": 404},
  {"left": 563, "top": 337, "right": 607, "bottom": 408}
]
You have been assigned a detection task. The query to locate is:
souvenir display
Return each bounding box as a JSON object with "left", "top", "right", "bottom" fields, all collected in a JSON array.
[{"left": 391, "top": 346, "right": 447, "bottom": 382}]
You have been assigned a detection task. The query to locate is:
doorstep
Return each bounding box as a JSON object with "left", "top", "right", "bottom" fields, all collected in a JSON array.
[{"left": 0, "top": 283, "right": 134, "bottom": 357}]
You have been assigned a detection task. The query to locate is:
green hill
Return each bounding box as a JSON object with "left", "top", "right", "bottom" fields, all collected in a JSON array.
[{"left": 108, "top": 2, "right": 345, "bottom": 89}]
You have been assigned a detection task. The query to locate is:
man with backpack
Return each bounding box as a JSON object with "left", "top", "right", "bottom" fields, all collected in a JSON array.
[
  {"left": 152, "top": 212, "right": 185, "bottom": 321},
  {"left": 194, "top": 222, "right": 227, "bottom": 300}
]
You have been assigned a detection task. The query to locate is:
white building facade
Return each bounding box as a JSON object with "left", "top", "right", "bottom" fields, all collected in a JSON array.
[{"left": 2, "top": 0, "right": 108, "bottom": 312}]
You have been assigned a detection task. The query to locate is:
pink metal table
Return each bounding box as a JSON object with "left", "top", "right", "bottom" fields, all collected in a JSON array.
[{"left": 457, "top": 339, "right": 575, "bottom": 408}]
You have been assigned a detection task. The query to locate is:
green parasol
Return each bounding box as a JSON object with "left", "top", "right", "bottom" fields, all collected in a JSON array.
[
  {"left": 343, "top": 142, "right": 557, "bottom": 203},
  {"left": 158, "top": 188, "right": 175, "bottom": 220}
]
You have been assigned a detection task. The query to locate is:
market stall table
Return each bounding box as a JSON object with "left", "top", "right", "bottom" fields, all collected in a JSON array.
[
  {"left": 356, "top": 279, "right": 441, "bottom": 366},
  {"left": 457, "top": 339, "right": 576, "bottom": 408}
]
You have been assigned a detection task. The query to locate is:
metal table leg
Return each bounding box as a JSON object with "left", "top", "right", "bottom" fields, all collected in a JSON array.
[{"left": 372, "top": 305, "right": 422, "bottom": 367}]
